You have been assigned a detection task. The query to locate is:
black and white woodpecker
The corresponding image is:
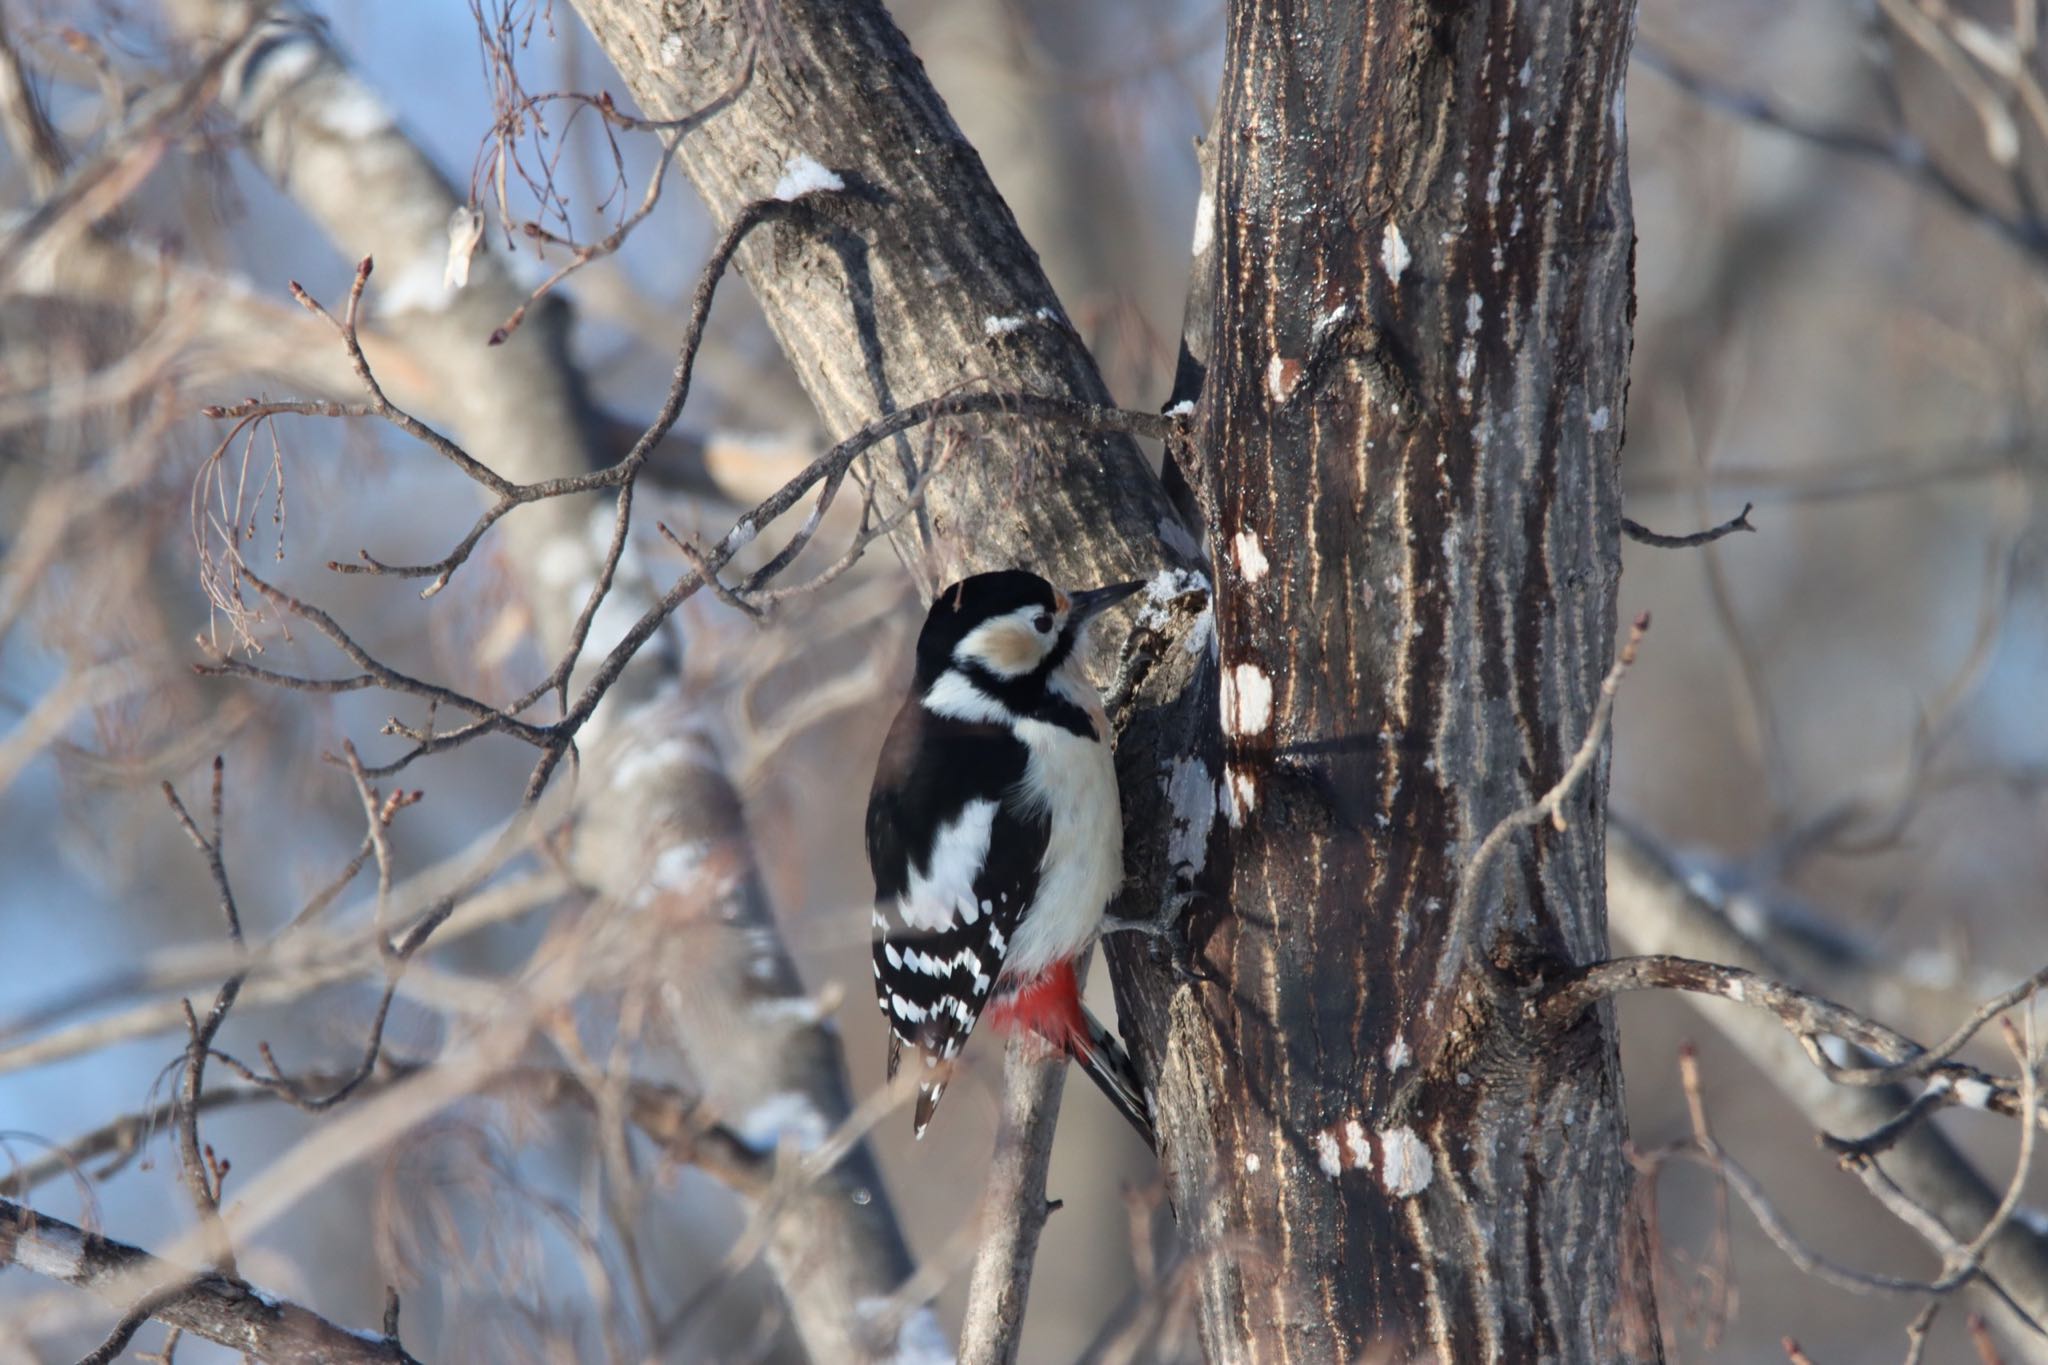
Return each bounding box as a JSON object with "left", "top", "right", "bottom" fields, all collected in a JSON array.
[{"left": 866, "top": 570, "right": 1153, "bottom": 1141}]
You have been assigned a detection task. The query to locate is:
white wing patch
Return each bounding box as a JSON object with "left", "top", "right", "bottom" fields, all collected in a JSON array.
[{"left": 897, "top": 798, "right": 998, "bottom": 931}]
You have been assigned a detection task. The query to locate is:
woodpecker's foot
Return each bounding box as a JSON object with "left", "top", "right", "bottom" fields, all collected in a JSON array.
[{"left": 1102, "top": 915, "right": 1213, "bottom": 984}]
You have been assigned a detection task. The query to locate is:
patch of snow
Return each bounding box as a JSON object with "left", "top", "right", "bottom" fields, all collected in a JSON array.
[
  {"left": 891, "top": 1307, "right": 955, "bottom": 1365},
  {"left": 1386, "top": 1036, "right": 1412, "bottom": 1073},
  {"left": 1191, "top": 188, "right": 1215, "bottom": 256},
  {"left": 1222, "top": 766, "right": 1258, "bottom": 827},
  {"left": 13, "top": 1220, "right": 83, "bottom": 1280},
  {"left": 1233, "top": 531, "right": 1269, "bottom": 584},
  {"left": 1380, "top": 222, "right": 1411, "bottom": 284},
  {"left": 774, "top": 153, "right": 844, "bottom": 201},
  {"left": 1589, "top": 406, "right": 1611, "bottom": 433},
  {"left": 1378, "top": 1125, "right": 1433, "bottom": 1197},
  {"left": 1315, "top": 1129, "right": 1343, "bottom": 1179},
  {"left": 1165, "top": 756, "right": 1216, "bottom": 880},
  {"left": 1956, "top": 1077, "right": 1995, "bottom": 1110},
  {"left": 1223, "top": 663, "right": 1273, "bottom": 736},
  {"left": 1727, "top": 894, "right": 1767, "bottom": 939},
  {"left": 650, "top": 843, "right": 709, "bottom": 892},
  {"left": 856, "top": 1301, "right": 956, "bottom": 1365},
  {"left": 318, "top": 86, "right": 396, "bottom": 139},
  {"left": 612, "top": 736, "right": 707, "bottom": 791},
  {"left": 376, "top": 254, "right": 457, "bottom": 316},
  {"left": 444, "top": 205, "right": 485, "bottom": 291},
  {"left": 722, "top": 518, "right": 758, "bottom": 554},
  {"left": 1164, "top": 399, "right": 1195, "bottom": 419},
  {"left": 1900, "top": 948, "right": 1960, "bottom": 988},
  {"left": 752, "top": 994, "right": 828, "bottom": 1025},
  {"left": 1265, "top": 355, "right": 1295, "bottom": 404},
  {"left": 1344, "top": 1118, "right": 1372, "bottom": 1169}
]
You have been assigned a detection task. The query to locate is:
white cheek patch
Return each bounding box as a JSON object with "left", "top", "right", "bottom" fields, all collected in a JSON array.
[
  {"left": 955, "top": 608, "right": 1053, "bottom": 677},
  {"left": 898, "top": 799, "right": 998, "bottom": 931}
]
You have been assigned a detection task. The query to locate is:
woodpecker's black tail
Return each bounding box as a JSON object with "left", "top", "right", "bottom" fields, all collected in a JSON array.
[{"left": 1076, "top": 1007, "right": 1155, "bottom": 1146}]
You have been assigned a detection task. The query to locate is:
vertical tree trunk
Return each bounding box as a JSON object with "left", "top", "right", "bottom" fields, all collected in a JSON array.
[
  {"left": 572, "top": 0, "right": 1661, "bottom": 1354},
  {"left": 1160, "top": 2, "right": 1658, "bottom": 1357}
]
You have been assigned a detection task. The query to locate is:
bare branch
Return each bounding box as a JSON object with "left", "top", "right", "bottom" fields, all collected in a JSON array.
[
  {"left": 959, "top": 1033, "right": 1072, "bottom": 1365},
  {"left": 0, "top": 1198, "right": 421, "bottom": 1365},
  {"left": 1622, "top": 502, "right": 1756, "bottom": 549},
  {"left": 1606, "top": 819, "right": 2048, "bottom": 1341}
]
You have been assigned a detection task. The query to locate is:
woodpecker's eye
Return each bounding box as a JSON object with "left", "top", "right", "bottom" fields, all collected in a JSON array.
[{"left": 1033, "top": 613, "right": 1054, "bottom": 634}]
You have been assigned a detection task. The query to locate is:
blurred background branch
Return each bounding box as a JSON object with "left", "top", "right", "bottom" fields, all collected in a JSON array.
[{"left": 0, "top": 0, "right": 2044, "bottom": 1358}]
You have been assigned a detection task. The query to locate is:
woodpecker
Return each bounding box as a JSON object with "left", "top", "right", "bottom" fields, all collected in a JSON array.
[{"left": 867, "top": 569, "right": 1153, "bottom": 1141}]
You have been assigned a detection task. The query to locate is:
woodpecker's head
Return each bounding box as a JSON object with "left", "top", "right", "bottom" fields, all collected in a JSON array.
[{"left": 915, "top": 570, "right": 1143, "bottom": 691}]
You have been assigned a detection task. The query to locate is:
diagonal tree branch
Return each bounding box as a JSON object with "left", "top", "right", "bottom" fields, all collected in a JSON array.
[{"left": 0, "top": 1198, "right": 421, "bottom": 1365}]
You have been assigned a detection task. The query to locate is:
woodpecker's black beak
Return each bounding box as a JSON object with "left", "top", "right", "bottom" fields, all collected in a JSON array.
[{"left": 1066, "top": 580, "right": 1146, "bottom": 622}]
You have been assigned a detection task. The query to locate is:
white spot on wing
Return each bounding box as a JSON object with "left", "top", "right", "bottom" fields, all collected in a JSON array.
[{"left": 897, "top": 800, "right": 999, "bottom": 932}]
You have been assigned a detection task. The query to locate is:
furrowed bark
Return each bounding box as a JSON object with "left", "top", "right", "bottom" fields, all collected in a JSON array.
[
  {"left": 568, "top": 1, "right": 1216, "bottom": 1348},
  {"left": 1179, "top": 2, "right": 1653, "bottom": 1359},
  {"left": 573, "top": 1, "right": 1662, "bottom": 1359},
  {"left": 564, "top": 0, "right": 1191, "bottom": 590}
]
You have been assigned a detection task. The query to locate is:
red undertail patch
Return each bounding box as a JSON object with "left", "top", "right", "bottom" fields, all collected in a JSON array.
[{"left": 982, "top": 960, "right": 1092, "bottom": 1058}]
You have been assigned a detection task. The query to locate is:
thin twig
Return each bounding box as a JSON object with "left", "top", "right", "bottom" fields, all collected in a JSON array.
[
  {"left": 1437, "top": 613, "right": 1650, "bottom": 999},
  {"left": 1622, "top": 502, "right": 1755, "bottom": 548}
]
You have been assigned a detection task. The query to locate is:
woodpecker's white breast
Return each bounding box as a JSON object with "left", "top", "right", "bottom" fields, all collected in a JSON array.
[{"left": 1004, "top": 662, "right": 1121, "bottom": 980}]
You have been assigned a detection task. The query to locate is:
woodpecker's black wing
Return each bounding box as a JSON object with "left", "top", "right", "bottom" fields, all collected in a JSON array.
[{"left": 866, "top": 698, "right": 1048, "bottom": 1135}]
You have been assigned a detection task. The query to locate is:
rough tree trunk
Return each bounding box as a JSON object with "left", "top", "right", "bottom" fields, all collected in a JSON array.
[
  {"left": 575, "top": 1, "right": 1659, "bottom": 1358},
  {"left": 1149, "top": 1, "right": 1656, "bottom": 1358}
]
